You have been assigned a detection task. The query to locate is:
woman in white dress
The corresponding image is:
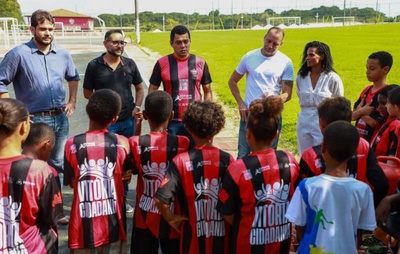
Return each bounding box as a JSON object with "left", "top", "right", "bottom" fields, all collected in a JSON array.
[{"left": 296, "top": 41, "right": 344, "bottom": 156}]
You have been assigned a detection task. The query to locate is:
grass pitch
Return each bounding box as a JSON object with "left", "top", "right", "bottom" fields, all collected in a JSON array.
[{"left": 131, "top": 23, "right": 400, "bottom": 154}]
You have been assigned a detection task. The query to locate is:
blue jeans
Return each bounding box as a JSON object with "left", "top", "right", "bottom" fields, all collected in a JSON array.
[
  {"left": 108, "top": 117, "right": 135, "bottom": 139},
  {"left": 168, "top": 120, "right": 194, "bottom": 149},
  {"left": 237, "top": 116, "right": 282, "bottom": 159},
  {"left": 31, "top": 111, "right": 69, "bottom": 174},
  {"left": 108, "top": 117, "right": 135, "bottom": 197}
]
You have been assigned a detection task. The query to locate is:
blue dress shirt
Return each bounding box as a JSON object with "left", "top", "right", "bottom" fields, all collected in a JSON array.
[{"left": 0, "top": 39, "right": 79, "bottom": 113}]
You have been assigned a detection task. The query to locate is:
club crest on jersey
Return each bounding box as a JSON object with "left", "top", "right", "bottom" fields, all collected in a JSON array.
[
  {"left": 193, "top": 177, "right": 225, "bottom": 237},
  {"left": 142, "top": 161, "right": 169, "bottom": 179},
  {"left": 254, "top": 180, "right": 290, "bottom": 205},
  {"left": 189, "top": 69, "right": 198, "bottom": 79},
  {"left": 0, "top": 196, "right": 26, "bottom": 252},
  {"left": 250, "top": 180, "right": 291, "bottom": 245},
  {"left": 77, "top": 156, "right": 118, "bottom": 218},
  {"left": 194, "top": 177, "right": 221, "bottom": 200}
]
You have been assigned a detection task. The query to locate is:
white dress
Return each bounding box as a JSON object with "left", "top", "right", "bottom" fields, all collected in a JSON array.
[{"left": 296, "top": 71, "right": 344, "bottom": 156}]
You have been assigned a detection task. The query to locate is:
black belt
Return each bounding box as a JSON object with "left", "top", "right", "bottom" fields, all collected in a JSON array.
[{"left": 31, "top": 106, "right": 66, "bottom": 116}]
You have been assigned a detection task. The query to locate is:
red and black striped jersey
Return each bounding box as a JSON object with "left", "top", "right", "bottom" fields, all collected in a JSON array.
[
  {"left": 0, "top": 155, "right": 64, "bottom": 253},
  {"left": 354, "top": 85, "right": 387, "bottom": 143},
  {"left": 372, "top": 118, "right": 400, "bottom": 158},
  {"left": 129, "top": 132, "right": 190, "bottom": 239},
  {"left": 217, "top": 149, "right": 299, "bottom": 254},
  {"left": 64, "top": 130, "right": 131, "bottom": 249},
  {"left": 298, "top": 137, "right": 388, "bottom": 206},
  {"left": 149, "top": 54, "right": 212, "bottom": 121},
  {"left": 155, "top": 146, "right": 234, "bottom": 254}
]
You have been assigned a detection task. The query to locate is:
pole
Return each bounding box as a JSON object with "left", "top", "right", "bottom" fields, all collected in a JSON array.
[
  {"left": 343, "top": 0, "right": 346, "bottom": 26},
  {"left": 135, "top": 0, "right": 140, "bottom": 43}
]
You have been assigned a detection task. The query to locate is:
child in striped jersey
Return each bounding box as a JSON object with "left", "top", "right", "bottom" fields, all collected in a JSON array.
[
  {"left": 298, "top": 96, "right": 388, "bottom": 207},
  {"left": 129, "top": 90, "right": 190, "bottom": 254},
  {"left": 155, "top": 100, "right": 234, "bottom": 254},
  {"left": 64, "top": 89, "right": 132, "bottom": 253},
  {"left": 22, "top": 122, "right": 69, "bottom": 226},
  {"left": 372, "top": 85, "right": 400, "bottom": 161},
  {"left": 0, "top": 98, "right": 64, "bottom": 253},
  {"left": 217, "top": 95, "right": 299, "bottom": 254}
]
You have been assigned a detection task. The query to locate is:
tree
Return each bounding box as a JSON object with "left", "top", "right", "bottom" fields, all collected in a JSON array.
[{"left": 0, "top": 0, "right": 24, "bottom": 23}]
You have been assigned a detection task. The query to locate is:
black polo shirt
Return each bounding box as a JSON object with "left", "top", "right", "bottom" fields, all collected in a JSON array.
[{"left": 83, "top": 53, "right": 143, "bottom": 121}]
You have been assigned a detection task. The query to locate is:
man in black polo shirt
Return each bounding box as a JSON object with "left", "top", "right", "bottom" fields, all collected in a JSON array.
[{"left": 83, "top": 29, "right": 144, "bottom": 213}]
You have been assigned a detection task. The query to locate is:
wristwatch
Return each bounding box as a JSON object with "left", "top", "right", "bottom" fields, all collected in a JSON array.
[{"left": 135, "top": 105, "right": 141, "bottom": 111}]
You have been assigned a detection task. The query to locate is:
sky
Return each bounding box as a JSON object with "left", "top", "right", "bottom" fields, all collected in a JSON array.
[{"left": 17, "top": 0, "right": 400, "bottom": 17}]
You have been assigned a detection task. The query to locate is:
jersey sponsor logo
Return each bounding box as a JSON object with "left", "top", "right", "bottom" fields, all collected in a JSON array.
[
  {"left": 0, "top": 196, "right": 27, "bottom": 253},
  {"left": 77, "top": 157, "right": 117, "bottom": 218},
  {"left": 193, "top": 177, "right": 225, "bottom": 237},
  {"left": 250, "top": 180, "right": 291, "bottom": 245},
  {"left": 179, "top": 79, "right": 188, "bottom": 90},
  {"left": 196, "top": 160, "right": 211, "bottom": 168},
  {"left": 243, "top": 165, "right": 271, "bottom": 180},
  {"left": 174, "top": 94, "right": 192, "bottom": 101},
  {"left": 139, "top": 162, "right": 171, "bottom": 214},
  {"left": 142, "top": 146, "right": 159, "bottom": 153},
  {"left": 79, "top": 142, "right": 96, "bottom": 150}
]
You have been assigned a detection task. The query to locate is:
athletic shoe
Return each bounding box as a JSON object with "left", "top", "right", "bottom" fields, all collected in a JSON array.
[{"left": 126, "top": 203, "right": 134, "bottom": 213}]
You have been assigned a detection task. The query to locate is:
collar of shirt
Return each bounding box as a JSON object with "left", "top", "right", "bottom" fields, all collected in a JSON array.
[
  {"left": 27, "top": 38, "right": 57, "bottom": 55},
  {"left": 100, "top": 52, "right": 125, "bottom": 67}
]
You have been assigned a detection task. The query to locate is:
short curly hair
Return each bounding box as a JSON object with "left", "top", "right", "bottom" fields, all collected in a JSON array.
[
  {"left": 86, "top": 89, "right": 121, "bottom": 126},
  {"left": 183, "top": 101, "right": 225, "bottom": 139}
]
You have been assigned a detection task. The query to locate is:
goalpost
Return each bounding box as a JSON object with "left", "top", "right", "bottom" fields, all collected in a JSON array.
[
  {"left": 0, "top": 17, "right": 20, "bottom": 49},
  {"left": 267, "top": 17, "right": 301, "bottom": 26},
  {"left": 331, "top": 16, "right": 355, "bottom": 26}
]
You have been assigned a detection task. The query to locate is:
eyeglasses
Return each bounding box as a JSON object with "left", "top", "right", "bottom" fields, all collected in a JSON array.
[{"left": 108, "top": 40, "right": 127, "bottom": 46}]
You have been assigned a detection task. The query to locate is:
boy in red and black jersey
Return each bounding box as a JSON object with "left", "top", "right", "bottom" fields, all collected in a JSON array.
[
  {"left": 0, "top": 98, "right": 64, "bottom": 253},
  {"left": 217, "top": 95, "right": 299, "bottom": 254},
  {"left": 299, "top": 96, "right": 388, "bottom": 207},
  {"left": 352, "top": 51, "right": 393, "bottom": 143},
  {"left": 372, "top": 85, "right": 400, "bottom": 160},
  {"left": 22, "top": 122, "right": 70, "bottom": 226},
  {"left": 155, "top": 101, "right": 234, "bottom": 254},
  {"left": 64, "top": 89, "right": 132, "bottom": 252},
  {"left": 129, "top": 91, "right": 190, "bottom": 254}
]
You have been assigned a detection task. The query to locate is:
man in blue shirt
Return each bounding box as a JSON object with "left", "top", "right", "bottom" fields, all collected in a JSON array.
[{"left": 0, "top": 9, "right": 79, "bottom": 178}]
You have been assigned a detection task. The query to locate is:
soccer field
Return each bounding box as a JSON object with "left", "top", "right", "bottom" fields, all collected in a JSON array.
[{"left": 132, "top": 23, "right": 400, "bottom": 153}]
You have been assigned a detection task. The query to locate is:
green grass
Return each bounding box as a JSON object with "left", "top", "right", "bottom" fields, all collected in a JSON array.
[{"left": 128, "top": 23, "right": 400, "bottom": 154}]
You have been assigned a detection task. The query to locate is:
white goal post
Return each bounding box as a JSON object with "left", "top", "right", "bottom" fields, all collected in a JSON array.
[
  {"left": 332, "top": 16, "right": 355, "bottom": 26},
  {"left": 267, "top": 17, "right": 301, "bottom": 26}
]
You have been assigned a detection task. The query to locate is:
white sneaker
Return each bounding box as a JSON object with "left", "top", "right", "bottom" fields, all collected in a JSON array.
[{"left": 126, "top": 203, "right": 134, "bottom": 213}]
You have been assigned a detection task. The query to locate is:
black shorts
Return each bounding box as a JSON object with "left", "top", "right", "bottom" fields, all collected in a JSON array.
[{"left": 130, "top": 227, "right": 179, "bottom": 254}]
